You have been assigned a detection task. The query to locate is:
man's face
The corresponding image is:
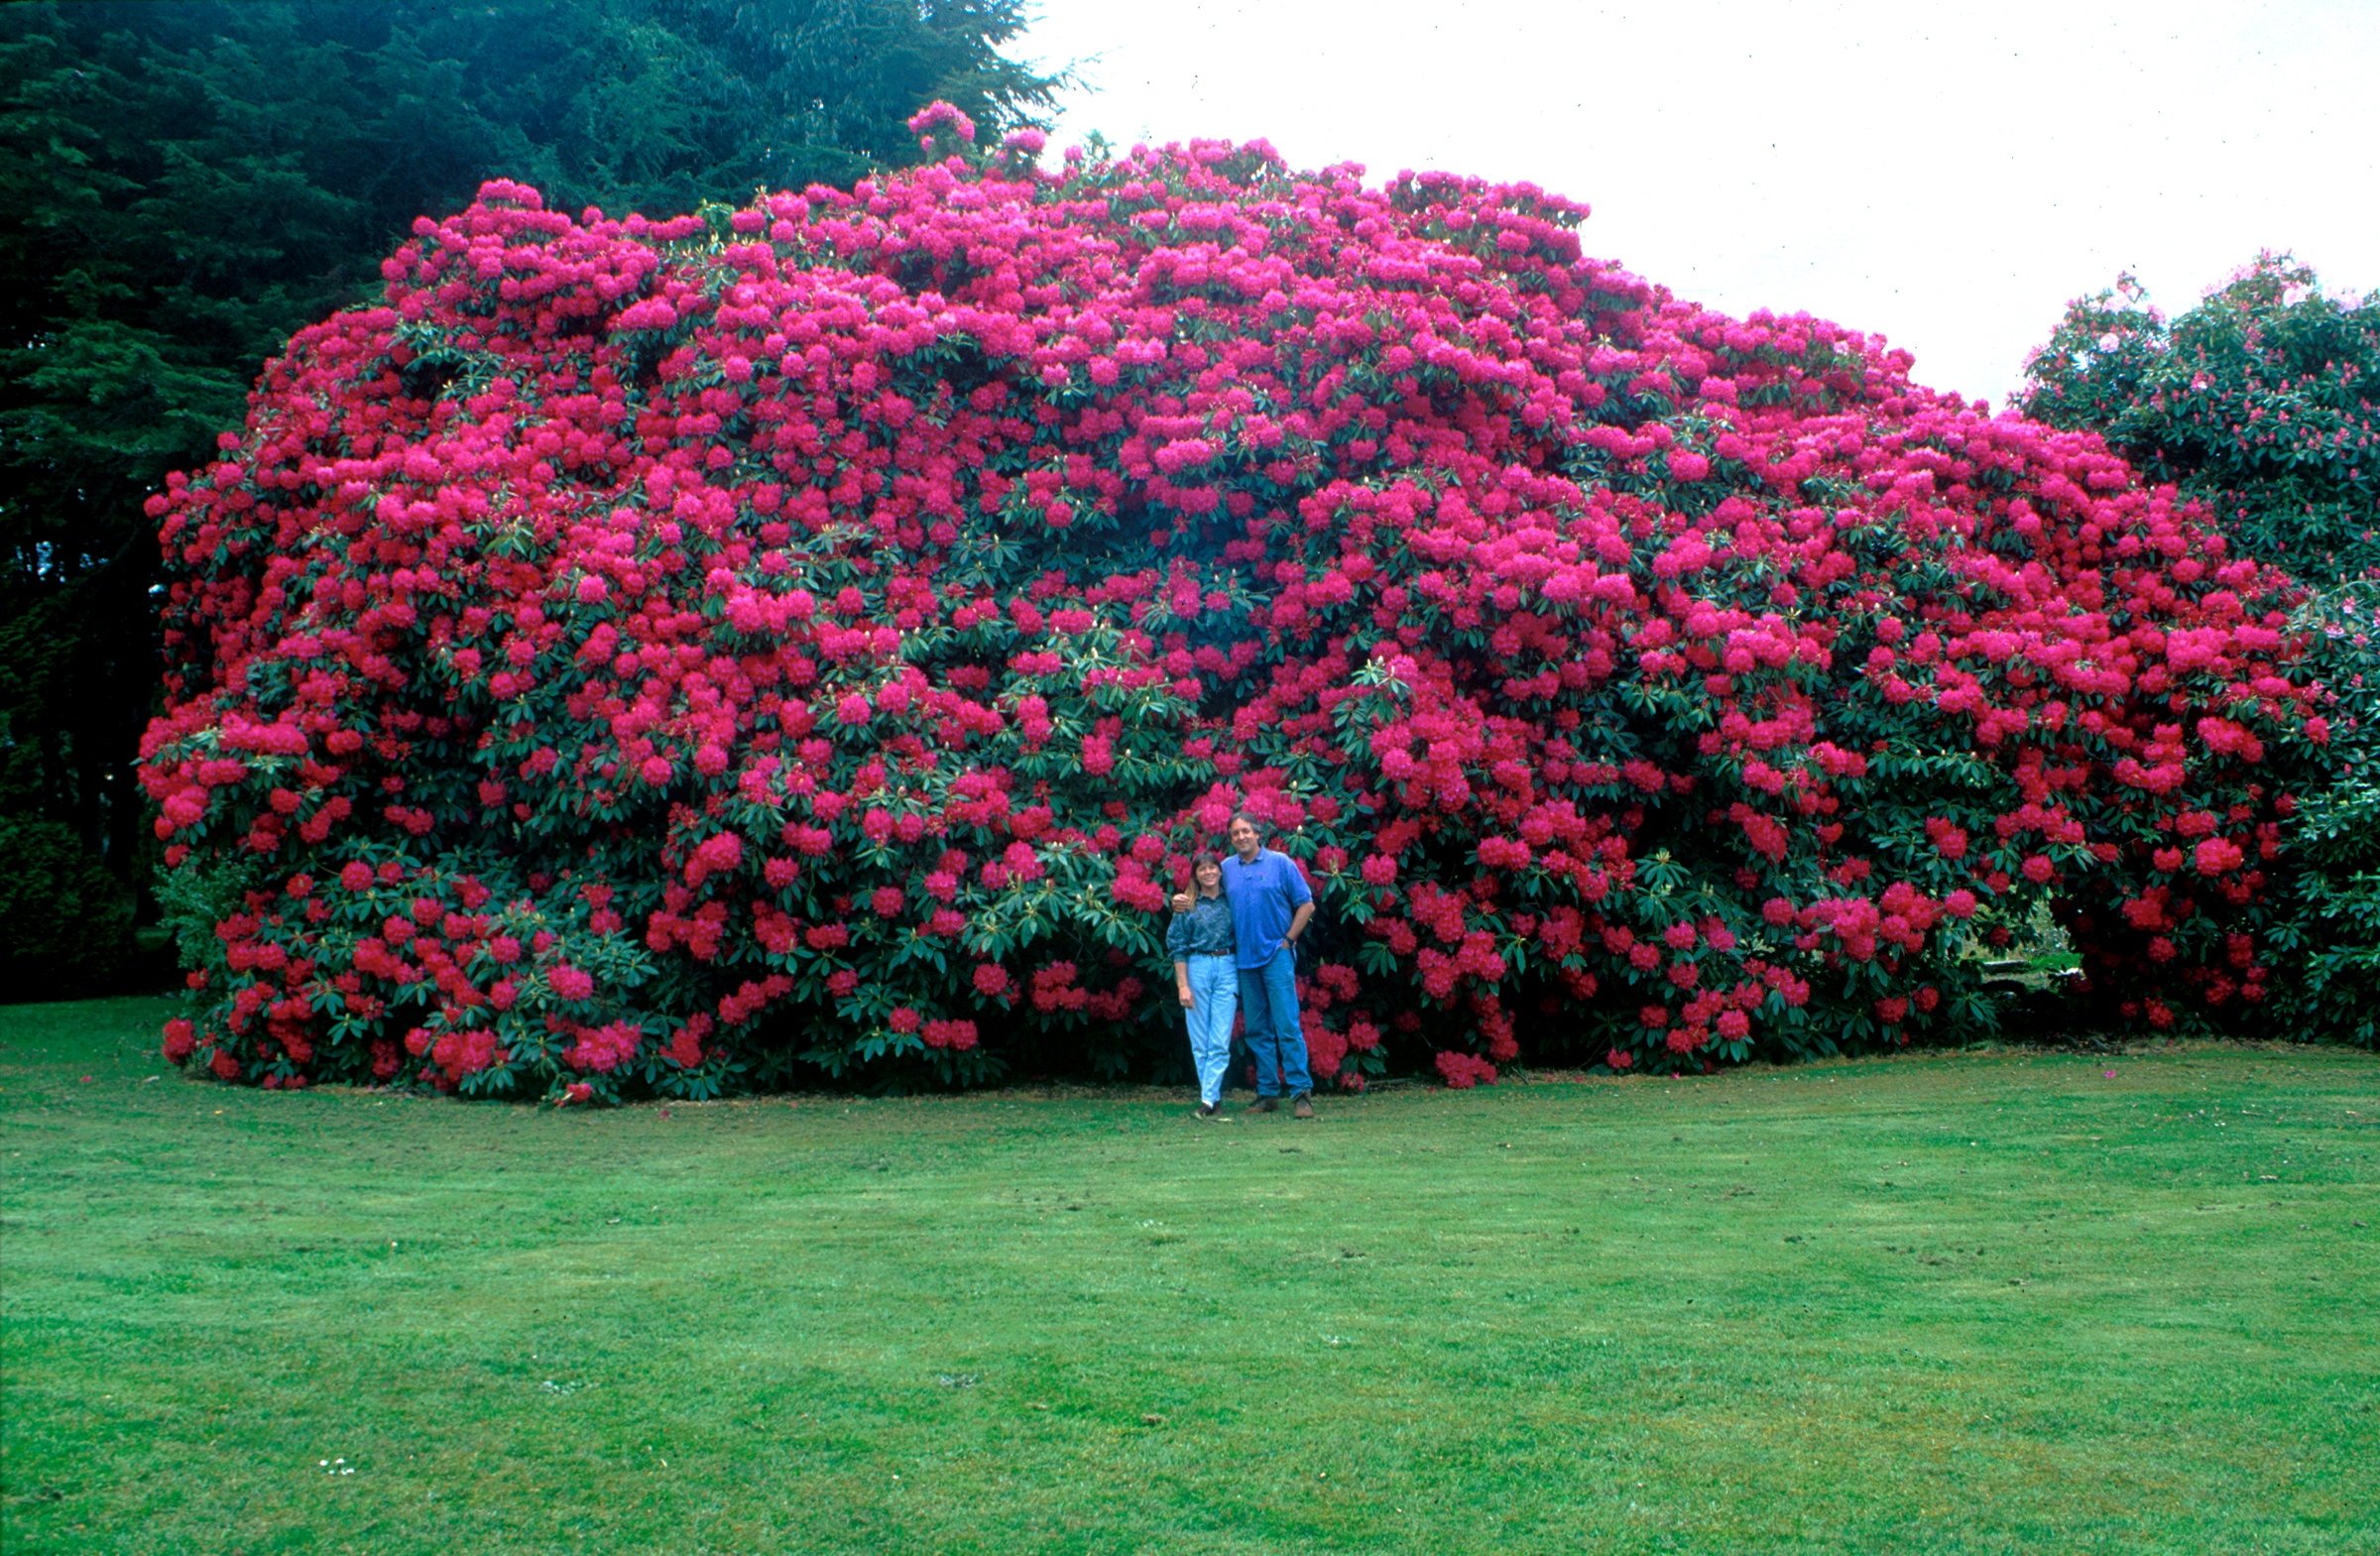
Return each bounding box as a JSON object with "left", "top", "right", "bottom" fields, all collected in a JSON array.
[{"left": 1229, "top": 818, "right": 1259, "bottom": 859}]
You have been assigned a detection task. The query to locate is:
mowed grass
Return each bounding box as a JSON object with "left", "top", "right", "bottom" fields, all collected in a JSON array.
[{"left": 3, "top": 999, "right": 2377, "bottom": 1556}]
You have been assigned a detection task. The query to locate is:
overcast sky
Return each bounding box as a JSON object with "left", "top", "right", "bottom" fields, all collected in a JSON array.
[{"left": 1013, "top": 0, "right": 2380, "bottom": 409}]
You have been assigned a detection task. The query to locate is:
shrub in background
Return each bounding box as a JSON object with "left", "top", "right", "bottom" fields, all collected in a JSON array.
[
  {"left": 0, "top": 813, "right": 135, "bottom": 1002},
  {"left": 2256, "top": 584, "right": 2380, "bottom": 1044},
  {"left": 2017, "top": 254, "right": 2379, "bottom": 585},
  {"left": 141, "top": 113, "right": 2331, "bottom": 1099}
]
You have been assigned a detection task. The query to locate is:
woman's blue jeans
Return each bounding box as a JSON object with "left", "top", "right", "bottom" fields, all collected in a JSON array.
[
  {"left": 1181, "top": 953, "right": 1238, "bottom": 1106},
  {"left": 1238, "top": 947, "right": 1311, "bottom": 1098}
]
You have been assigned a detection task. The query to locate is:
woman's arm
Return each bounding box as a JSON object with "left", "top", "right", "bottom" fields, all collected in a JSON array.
[{"left": 1173, "top": 958, "right": 1195, "bottom": 1009}]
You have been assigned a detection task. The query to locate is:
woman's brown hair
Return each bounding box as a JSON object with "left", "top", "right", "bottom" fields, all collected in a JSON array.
[{"left": 1190, "top": 850, "right": 1226, "bottom": 893}]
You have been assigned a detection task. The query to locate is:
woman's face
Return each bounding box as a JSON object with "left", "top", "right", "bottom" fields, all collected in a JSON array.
[{"left": 1195, "top": 860, "right": 1223, "bottom": 895}]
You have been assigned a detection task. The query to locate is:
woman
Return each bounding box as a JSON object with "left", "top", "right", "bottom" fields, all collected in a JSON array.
[{"left": 1166, "top": 851, "right": 1239, "bottom": 1120}]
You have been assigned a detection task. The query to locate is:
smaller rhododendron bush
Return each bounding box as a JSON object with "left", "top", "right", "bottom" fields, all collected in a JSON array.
[
  {"left": 2016, "top": 254, "right": 2380, "bottom": 589},
  {"left": 141, "top": 110, "right": 2331, "bottom": 1101}
]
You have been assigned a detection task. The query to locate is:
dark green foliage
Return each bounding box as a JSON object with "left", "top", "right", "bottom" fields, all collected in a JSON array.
[
  {"left": 2016, "top": 253, "right": 2380, "bottom": 585},
  {"left": 0, "top": 0, "right": 1060, "bottom": 965},
  {"left": 0, "top": 813, "right": 134, "bottom": 1001},
  {"left": 2264, "top": 584, "right": 2380, "bottom": 1046}
]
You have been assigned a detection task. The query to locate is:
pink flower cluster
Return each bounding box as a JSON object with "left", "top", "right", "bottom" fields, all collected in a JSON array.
[
  {"left": 1435, "top": 1050, "right": 1498, "bottom": 1089},
  {"left": 140, "top": 113, "right": 2328, "bottom": 1100}
]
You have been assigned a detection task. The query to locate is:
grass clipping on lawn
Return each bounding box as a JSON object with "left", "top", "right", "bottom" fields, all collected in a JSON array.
[{"left": 3, "top": 997, "right": 2376, "bottom": 1555}]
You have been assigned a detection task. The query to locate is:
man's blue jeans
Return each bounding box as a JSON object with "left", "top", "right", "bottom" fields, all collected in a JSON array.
[
  {"left": 1238, "top": 947, "right": 1311, "bottom": 1098},
  {"left": 1180, "top": 953, "right": 1238, "bottom": 1106}
]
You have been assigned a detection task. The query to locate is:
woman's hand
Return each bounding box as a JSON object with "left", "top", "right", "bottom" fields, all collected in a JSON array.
[{"left": 1177, "top": 986, "right": 1196, "bottom": 1010}]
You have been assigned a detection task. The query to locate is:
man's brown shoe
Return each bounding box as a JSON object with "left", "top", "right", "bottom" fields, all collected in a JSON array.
[
  {"left": 1252, "top": 1096, "right": 1278, "bottom": 1114},
  {"left": 1292, "top": 1092, "right": 1315, "bottom": 1119}
]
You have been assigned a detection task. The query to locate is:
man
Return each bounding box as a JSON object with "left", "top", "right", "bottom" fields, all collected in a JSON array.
[{"left": 1174, "top": 813, "right": 1316, "bottom": 1118}]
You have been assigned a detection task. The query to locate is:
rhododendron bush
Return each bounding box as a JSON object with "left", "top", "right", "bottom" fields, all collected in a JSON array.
[{"left": 142, "top": 108, "right": 2333, "bottom": 1100}]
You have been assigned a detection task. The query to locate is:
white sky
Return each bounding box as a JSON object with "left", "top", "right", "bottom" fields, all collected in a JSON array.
[{"left": 1014, "top": 0, "right": 2380, "bottom": 409}]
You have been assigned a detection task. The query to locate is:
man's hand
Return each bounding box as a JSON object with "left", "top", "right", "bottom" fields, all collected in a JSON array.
[{"left": 1169, "top": 892, "right": 1193, "bottom": 913}]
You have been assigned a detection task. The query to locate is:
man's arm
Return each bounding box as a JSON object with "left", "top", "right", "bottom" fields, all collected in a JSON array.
[{"left": 1280, "top": 852, "right": 1314, "bottom": 945}]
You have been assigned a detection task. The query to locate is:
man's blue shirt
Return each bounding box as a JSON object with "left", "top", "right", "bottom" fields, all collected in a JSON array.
[{"left": 1221, "top": 847, "right": 1312, "bottom": 970}]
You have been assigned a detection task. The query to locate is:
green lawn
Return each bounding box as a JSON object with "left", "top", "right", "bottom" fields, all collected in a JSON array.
[{"left": 4, "top": 998, "right": 2376, "bottom": 1555}]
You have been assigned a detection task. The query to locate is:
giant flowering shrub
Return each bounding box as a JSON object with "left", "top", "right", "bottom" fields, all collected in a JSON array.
[{"left": 142, "top": 108, "right": 2333, "bottom": 1100}]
